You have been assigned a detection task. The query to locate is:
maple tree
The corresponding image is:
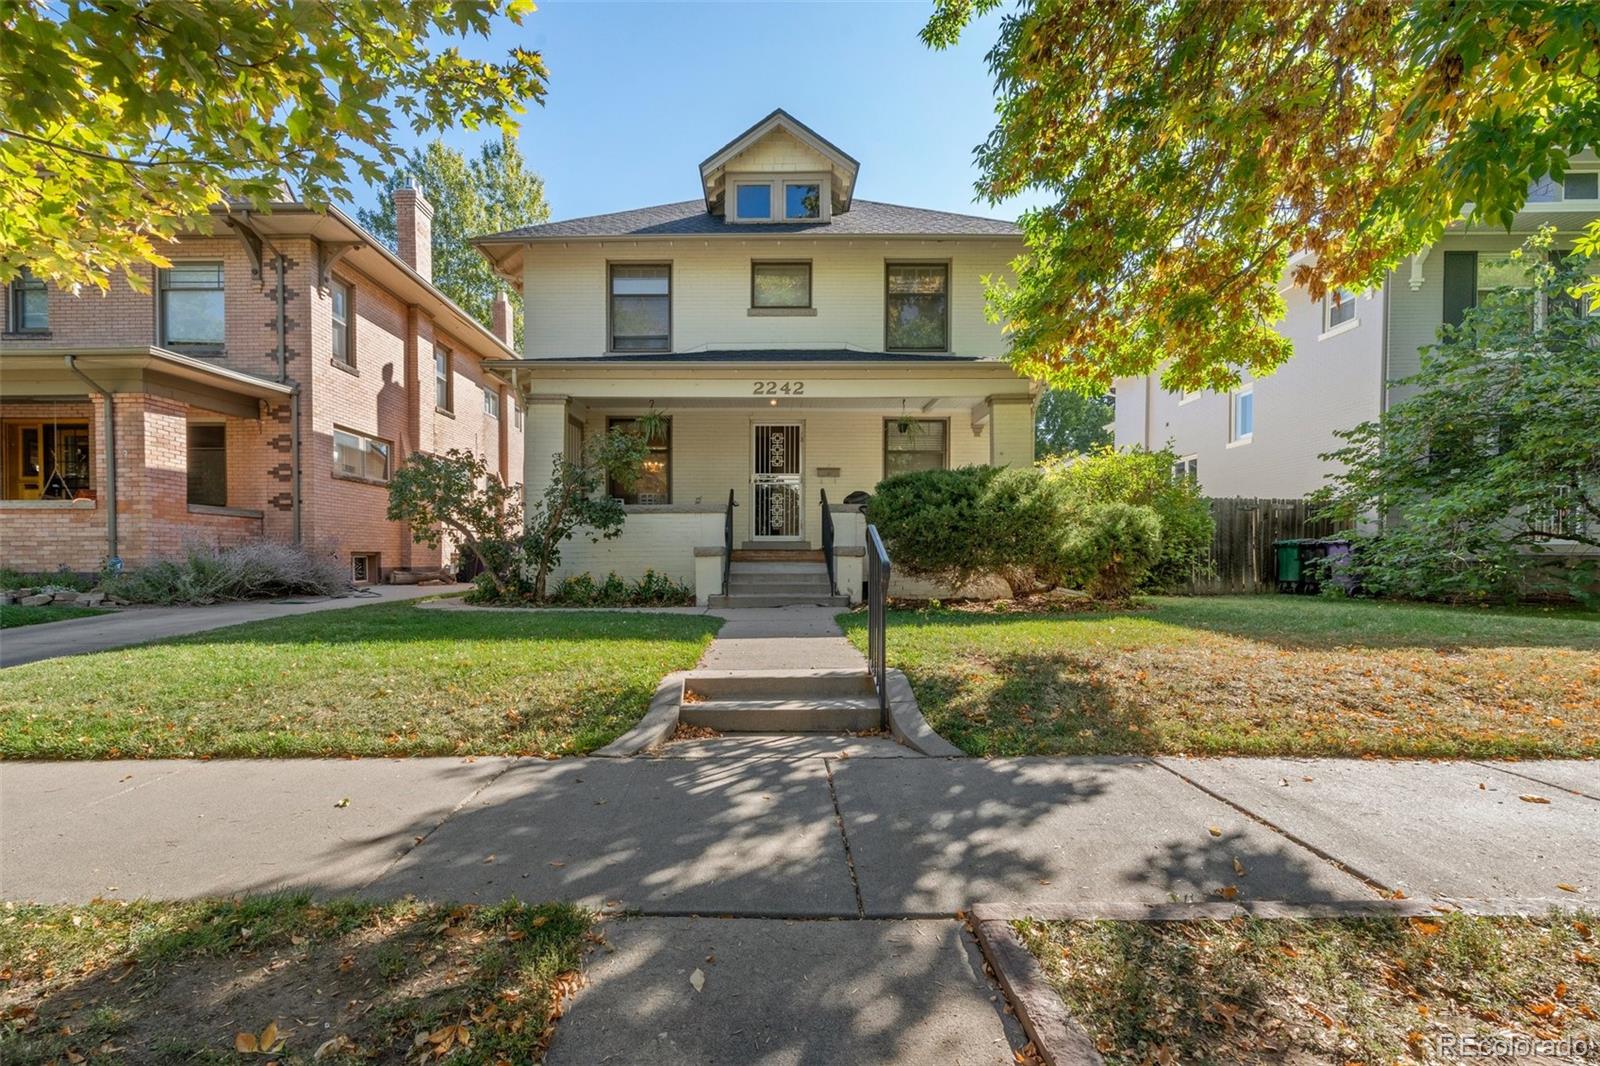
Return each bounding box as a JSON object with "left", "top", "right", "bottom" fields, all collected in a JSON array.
[
  {"left": 0, "top": 0, "right": 547, "bottom": 290},
  {"left": 924, "top": 0, "right": 1600, "bottom": 393}
]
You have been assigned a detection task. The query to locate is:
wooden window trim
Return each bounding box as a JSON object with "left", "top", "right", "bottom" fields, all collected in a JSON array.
[
  {"left": 884, "top": 260, "right": 952, "bottom": 353},
  {"left": 157, "top": 260, "right": 226, "bottom": 351},
  {"left": 881, "top": 417, "right": 951, "bottom": 478},
  {"left": 606, "top": 262, "right": 673, "bottom": 354},
  {"left": 750, "top": 260, "right": 813, "bottom": 310}
]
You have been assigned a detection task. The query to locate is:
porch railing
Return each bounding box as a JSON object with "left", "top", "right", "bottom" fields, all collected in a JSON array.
[
  {"left": 866, "top": 523, "right": 891, "bottom": 725},
  {"left": 819, "top": 488, "right": 837, "bottom": 597},
  {"left": 722, "top": 489, "right": 737, "bottom": 597}
]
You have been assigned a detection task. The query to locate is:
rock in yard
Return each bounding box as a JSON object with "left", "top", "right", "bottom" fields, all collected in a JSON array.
[
  {"left": 52, "top": 592, "right": 82, "bottom": 604},
  {"left": 83, "top": 592, "right": 107, "bottom": 606},
  {"left": 20, "top": 594, "right": 52, "bottom": 607}
]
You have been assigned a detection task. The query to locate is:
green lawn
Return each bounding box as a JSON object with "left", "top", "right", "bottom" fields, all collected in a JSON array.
[
  {"left": 0, "top": 603, "right": 110, "bottom": 628},
  {"left": 1016, "top": 912, "right": 1599, "bottom": 1066},
  {"left": 840, "top": 595, "right": 1600, "bottom": 758},
  {"left": 0, "top": 896, "right": 590, "bottom": 1066},
  {"left": 0, "top": 602, "right": 720, "bottom": 759}
]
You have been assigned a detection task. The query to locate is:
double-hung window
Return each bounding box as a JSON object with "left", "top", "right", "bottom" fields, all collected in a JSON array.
[
  {"left": 1324, "top": 289, "right": 1358, "bottom": 332},
  {"left": 1172, "top": 455, "right": 1198, "bottom": 482},
  {"left": 8, "top": 268, "right": 47, "bottom": 332},
  {"left": 434, "top": 348, "right": 453, "bottom": 412},
  {"left": 159, "top": 262, "right": 225, "bottom": 348},
  {"left": 331, "top": 279, "right": 354, "bottom": 367},
  {"left": 483, "top": 387, "right": 499, "bottom": 419},
  {"left": 884, "top": 419, "right": 948, "bottom": 476},
  {"left": 606, "top": 417, "right": 670, "bottom": 503},
  {"left": 609, "top": 264, "right": 671, "bottom": 352},
  {"left": 333, "top": 428, "right": 391, "bottom": 482},
  {"left": 886, "top": 263, "right": 949, "bottom": 351}
]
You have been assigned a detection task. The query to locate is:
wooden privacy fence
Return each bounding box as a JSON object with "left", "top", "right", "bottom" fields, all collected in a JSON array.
[{"left": 1188, "top": 497, "right": 1340, "bottom": 594}]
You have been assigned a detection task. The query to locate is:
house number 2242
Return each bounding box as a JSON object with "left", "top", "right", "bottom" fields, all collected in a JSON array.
[{"left": 752, "top": 380, "right": 804, "bottom": 395}]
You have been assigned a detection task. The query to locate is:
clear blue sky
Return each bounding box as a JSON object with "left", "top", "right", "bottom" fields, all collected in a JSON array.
[{"left": 353, "top": 1, "right": 1046, "bottom": 224}]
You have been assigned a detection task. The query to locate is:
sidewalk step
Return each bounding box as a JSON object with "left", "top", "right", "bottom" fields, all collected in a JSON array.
[
  {"left": 707, "top": 594, "right": 851, "bottom": 608},
  {"left": 680, "top": 697, "right": 882, "bottom": 733},
  {"left": 727, "top": 581, "right": 835, "bottom": 596},
  {"left": 685, "top": 669, "right": 874, "bottom": 700}
]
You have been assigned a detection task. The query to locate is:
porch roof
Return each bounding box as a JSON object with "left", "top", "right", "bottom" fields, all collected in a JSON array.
[
  {"left": 486, "top": 349, "right": 998, "bottom": 366},
  {"left": 0, "top": 346, "right": 293, "bottom": 419}
]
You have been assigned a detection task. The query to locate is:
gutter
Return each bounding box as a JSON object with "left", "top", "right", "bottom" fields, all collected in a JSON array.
[{"left": 64, "top": 355, "right": 117, "bottom": 565}]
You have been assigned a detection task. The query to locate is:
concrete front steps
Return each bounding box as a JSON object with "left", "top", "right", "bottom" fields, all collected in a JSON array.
[
  {"left": 707, "top": 553, "right": 849, "bottom": 608},
  {"left": 679, "top": 670, "right": 882, "bottom": 733}
]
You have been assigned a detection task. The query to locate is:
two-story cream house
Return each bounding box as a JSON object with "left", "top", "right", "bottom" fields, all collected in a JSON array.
[
  {"left": 1114, "top": 153, "right": 1600, "bottom": 502},
  {"left": 475, "top": 110, "right": 1034, "bottom": 606}
]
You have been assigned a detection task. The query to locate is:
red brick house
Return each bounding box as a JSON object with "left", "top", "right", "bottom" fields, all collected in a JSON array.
[{"left": 0, "top": 186, "right": 522, "bottom": 583}]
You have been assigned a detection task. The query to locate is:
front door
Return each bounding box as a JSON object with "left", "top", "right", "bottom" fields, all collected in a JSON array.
[{"left": 752, "top": 423, "right": 803, "bottom": 539}]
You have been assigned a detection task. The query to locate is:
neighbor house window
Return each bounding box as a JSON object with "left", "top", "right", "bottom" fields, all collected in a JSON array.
[
  {"left": 606, "top": 416, "right": 670, "bottom": 504},
  {"left": 752, "top": 262, "right": 811, "bottom": 309},
  {"left": 609, "top": 264, "right": 671, "bottom": 352},
  {"left": 186, "top": 424, "right": 227, "bottom": 506},
  {"left": 1173, "top": 455, "right": 1198, "bottom": 481},
  {"left": 785, "top": 183, "right": 821, "bottom": 219},
  {"left": 1564, "top": 172, "right": 1599, "bottom": 201},
  {"left": 330, "top": 279, "right": 354, "bottom": 367},
  {"left": 1229, "top": 385, "right": 1254, "bottom": 444},
  {"left": 1324, "top": 289, "right": 1358, "bottom": 331},
  {"left": 886, "top": 263, "right": 949, "bottom": 351},
  {"left": 2, "top": 419, "right": 90, "bottom": 499},
  {"left": 8, "top": 268, "right": 47, "bottom": 332},
  {"left": 333, "top": 427, "right": 391, "bottom": 482},
  {"left": 434, "top": 348, "right": 452, "bottom": 411},
  {"left": 159, "top": 262, "right": 225, "bottom": 348},
  {"left": 734, "top": 183, "right": 773, "bottom": 221},
  {"left": 514, "top": 404, "right": 524, "bottom": 430},
  {"left": 884, "top": 419, "right": 947, "bottom": 477},
  {"left": 483, "top": 387, "right": 499, "bottom": 418}
]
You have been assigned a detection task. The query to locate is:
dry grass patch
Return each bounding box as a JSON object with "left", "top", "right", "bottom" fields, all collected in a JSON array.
[
  {"left": 0, "top": 896, "right": 591, "bottom": 1065},
  {"left": 839, "top": 596, "right": 1600, "bottom": 757},
  {"left": 1016, "top": 912, "right": 1599, "bottom": 1065}
]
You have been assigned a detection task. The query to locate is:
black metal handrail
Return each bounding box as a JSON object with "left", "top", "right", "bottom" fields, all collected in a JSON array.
[
  {"left": 722, "top": 489, "right": 736, "bottom": 597},
  {"left": 819, "top": 488, "right": 837, "bottom": 597},
  {"left": 866, "top": 523, "right": 891, "bottom": 725}
]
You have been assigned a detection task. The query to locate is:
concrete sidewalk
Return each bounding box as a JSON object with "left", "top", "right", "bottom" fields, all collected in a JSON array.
[
  {"left": 4, "top": 754, "right": 1593, "bottom": 909},
  {"left": 0, "top": 583, "right": 464, "bottom": 668}
]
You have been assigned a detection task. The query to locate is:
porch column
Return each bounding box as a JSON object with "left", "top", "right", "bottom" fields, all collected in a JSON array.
[
  {"left": 522, "top": 395, "right": 570, "bottom": 503},
  {"left": 987, "top": 394, "right": 1036, "bottom": 468}
]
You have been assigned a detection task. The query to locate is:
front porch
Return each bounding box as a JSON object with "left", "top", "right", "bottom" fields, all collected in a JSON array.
[{"left": 491, "top": 355, "right": 1035, "bottom": 605}]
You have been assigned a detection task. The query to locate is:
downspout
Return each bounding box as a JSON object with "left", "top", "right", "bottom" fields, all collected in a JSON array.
[
  {"left": 273, "top": 252, "right": 303, "bottom": 546},
  {"left": 65, "top": 355, "right": 117, "bottom": 564}
]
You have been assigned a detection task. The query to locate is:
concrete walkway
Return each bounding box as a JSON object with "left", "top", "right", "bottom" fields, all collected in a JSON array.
[
  {"left": 5, "top": 753, "right": 1594, "bottom": 1064},
  {"left": 0, "top": 583, "right": 465, "bottom": 668},
  {"left": 695, "top": 605, "right": 867, "bottom": 670}
]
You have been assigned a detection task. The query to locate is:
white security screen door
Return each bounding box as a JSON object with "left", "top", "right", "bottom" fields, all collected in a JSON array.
[{"left": 752, "top": 423, "right": 803, "bottom": 539}]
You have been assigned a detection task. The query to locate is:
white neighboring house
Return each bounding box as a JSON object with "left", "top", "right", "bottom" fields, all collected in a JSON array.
[
  {"left": 475, "top": 110, "right": 1034, "bottom": 605},
  {"left": 1113, "top": 152, "right": 1600, "bottom": 501}
]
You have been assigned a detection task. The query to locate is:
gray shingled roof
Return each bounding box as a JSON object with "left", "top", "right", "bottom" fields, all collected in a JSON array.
[
  {"left": 475, "top": 199, "right": 1020, "bottom": 241},
  {"left": 516, "top": 349, "right": 996, "bottom": 364}
]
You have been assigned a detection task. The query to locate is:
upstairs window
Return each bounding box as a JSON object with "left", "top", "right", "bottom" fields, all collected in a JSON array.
[
  {"left": 331, "top": 279, "right": 354, "bottom": 367},
  {"left": 434, "top": 348, "right": 453, "bottom": 412},
  {"left": 886, "top": 263, "right": 949, "bottom": 351},
  {"left": 734, "top": 183, "right": 772, "bottom": 221},
  {"left": 1564, "top": 173, "right": 1598, "bottom": 201},
  {"left": 186, "top": 424, "right": 227, "bottom": 507},
  {"left": 1324, "top": 289, "right": 1358, "bottom": 331},
  {"left": 333, "top": 427, "right": 390, "bottom": 482},
  {"left": 609, "top": 264, "right": 671, "bottom": 352},
  {"left": 8, "top": 268, "right": 47, "bottom": 332},
  {"left": 1230, "top": 385, "right": 1254, "bottom": 444},
  {"left": 483, "top": 387, "right": 499, "bottom": 419},
  {"left": 752, "top": 262, "right": 811, "bottom": 309},
  {"left": 784, "top": 183, "right": 821, "bottom": 220},
  {"left": 159, "top": 262, "right": 225, "bottom": 348}
]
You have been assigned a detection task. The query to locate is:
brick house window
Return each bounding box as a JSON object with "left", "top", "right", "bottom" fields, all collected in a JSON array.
[
  {"left": 514, "top": 404, "right": 524, "bottom": 430},
  {"left": 186, "top": 424, "right": 227, "bottom": 506},
  {"left": 331, "top": 279, "right": 354, "bottom": 367},
  {"left": 483, "top": 387, "right": 499, "bottom": 419},
  {"left": 434, "top": 348, "right": 453, "bottom": 412},
  {"left": 159, "top": 262, "right": 225, "bottom": 348},
  {"left": 333, "top": 427, "right": 390, "bottom": 482},
  {"left": 2, "top": 419, "right": 90, "bottom": 499},
  {"left": 8, "top": 268, "right": 47, "bottom": 332}
]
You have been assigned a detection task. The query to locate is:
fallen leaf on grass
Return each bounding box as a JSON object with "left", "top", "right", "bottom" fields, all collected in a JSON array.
[
  {"left": 314, "top": 1035, "right": 355, "bottom": 1060},
  {"left": 234, "top": 1021, "right": 283, "bottom": 1054}
]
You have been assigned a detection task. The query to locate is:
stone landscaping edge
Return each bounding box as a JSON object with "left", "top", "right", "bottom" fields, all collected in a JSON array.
[{"left": 967, "top": 896, "right": 1597, "bottom": 1066}]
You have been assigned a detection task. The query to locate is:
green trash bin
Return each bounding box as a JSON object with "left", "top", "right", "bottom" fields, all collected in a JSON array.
[{"left": 1273, "top": 539, "right": 1310, "bottom": 592}]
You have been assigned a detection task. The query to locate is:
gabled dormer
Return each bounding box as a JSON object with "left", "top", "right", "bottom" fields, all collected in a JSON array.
[{"left": 699, "top": 109, "right": 860, "bottom": 224}]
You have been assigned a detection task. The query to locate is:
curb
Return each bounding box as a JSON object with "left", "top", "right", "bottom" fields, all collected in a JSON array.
[
  {"left": 592, "top": 673, "right": 685, "bottom": 757},
  {"left": 969, "top": 916, "right": 1103, "bottom": 1066},
  {"left": 969, "top": 896, "right": 1594, "bottom": 923},
  {"left": 885, "top": 669, "right": 965, "bottom": 757}
]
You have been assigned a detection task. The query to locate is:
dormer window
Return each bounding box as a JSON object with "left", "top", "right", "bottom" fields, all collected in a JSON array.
[
  {"left": 785, "top": 183, "right": 821, "bottom": 220},
  {"left": 734, "top": 183, "right": 773, "bottom": 221}
]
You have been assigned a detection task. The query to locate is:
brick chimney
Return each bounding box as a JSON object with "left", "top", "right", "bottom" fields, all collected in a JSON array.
[
  {"left": 392, "top": 179, "right": 433, "bottom": 283},
  {"left": 490, "top": 290, "right": 513, "bottom": 347}
]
